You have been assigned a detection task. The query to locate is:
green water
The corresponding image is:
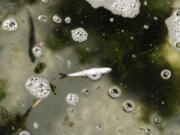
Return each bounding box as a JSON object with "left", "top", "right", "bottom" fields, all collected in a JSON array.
[{"left": 0, "top": 0, "right": 180, "bottom": 135}]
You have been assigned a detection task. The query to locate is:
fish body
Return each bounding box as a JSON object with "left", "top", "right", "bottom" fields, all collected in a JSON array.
[{"left": 59, "top": 67, "right": 112, "bottom": 80}]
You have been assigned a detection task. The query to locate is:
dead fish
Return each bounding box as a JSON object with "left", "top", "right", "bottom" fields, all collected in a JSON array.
[{"left": 59, "top": 67, "right": 112, "bottom": 80}]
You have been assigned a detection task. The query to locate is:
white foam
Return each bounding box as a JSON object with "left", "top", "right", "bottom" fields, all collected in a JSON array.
[
  {"left": 32, "top": 46, "right": 42, "bottom": 58},
  {"left": 42, "top": 0, "right": 49, "bottom": 5},
  {"left": 66, "top": 93, "right": 79, "bottom": 106},
  {"left": 85, "top": 0, "right": 141, "bottom": 18},
  {"left": 166, "top": 9, "right": 180, "bottom": 51},
  {"left": 53, "top": 14, "right": 62, "bottom": 23},
  {"left": 25, "top": 76, "right": 51, "bottom": 98},
  {"left": 71, "top": 27, "right": 88, "bottom": 43},
  {"left": 2, "top": 17, "right": 18, "bottom": 31}
]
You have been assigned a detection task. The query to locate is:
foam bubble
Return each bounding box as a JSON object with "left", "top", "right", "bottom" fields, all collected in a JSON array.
[
  {"left": 64, "top": 16, "right": 71, "bottom": 24},
  {"left": 108, "top": 87, "right": 121, "bottom": 98},
  {"left": 2, "top": 17, "right": 18, "bottom": 31},
  {"left": 66, "top": 93, "right": 79, "bottom": 106},
  {"left": 166, "top": 9, "right": 180, "bottom": 51},
  {"left": 33, "top": 122, "right": 39, "bottom": 129},
  {"left": 71, "top": 27, "right": 88, "bottom": 43},
  {"left": 86, "top": 0, "right": 141, "bottom": 18},
  {"left": 122, "top": 101, "right": 134, "bottom": 113},
  {"left": 32, "top": 46, "right": 42, "bottom": 58},
  {"left": 53, "top": 15, "right": 62, "bottom": 23},
  {"left": 38, "top": 15, "right": 47, "bottom": 23},
  {"left": 160, "top": 69, "right": 171, "bottom": 80},
  {"left": 42, "top": 0, "right": 49, "bottom": 5},
  {"left": 19, "top": 130, "right": 31, "bottom": 135},
  {"left": 25, "top": 76, "right": 51, "bottom": 98}
]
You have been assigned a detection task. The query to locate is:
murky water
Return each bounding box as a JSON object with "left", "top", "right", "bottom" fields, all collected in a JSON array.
[{"left": 0, "top": 0, "right": 180, "bottom": 135}]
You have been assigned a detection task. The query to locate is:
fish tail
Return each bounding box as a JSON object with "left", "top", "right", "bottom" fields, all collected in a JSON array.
[{"left": 59, "top": 73, "right": 67, "bottom": 79}]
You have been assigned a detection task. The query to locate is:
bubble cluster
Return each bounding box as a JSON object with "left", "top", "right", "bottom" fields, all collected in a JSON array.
[
  {"left": 19, "top": 130, "right": 31, "bottom": 135},
  {"left": 2, "top": 17, "right": 18, "bottom": 31},
  {"left": 166, "top": 9, "right": 180, "bottom": 51},
  {"left": 66, "top": 93, "right": 79, "bottom": 106},
  {"left": 25, "top": 76, "right": 51, "bottom": 98},
  {"left": 53, "top": 15, "right": 62, "bottom": 24},
  {"left": 108, "top": 87, "right": 121, "bottom": 98},
  {"left": 71, "top": 27, "right": 88, "bottom": 43},
  {"left": 38, "top": 15, "right": 47, "bottom": 23},
  {"left": 32, "top": 46, "right": 42, "bottom": 58},
  {"left": 64, "top": 16, "right": 71, "bottom": 24},
  {"left": 86, "top": 0, "right": 141, "bottom": 18},
  {"left": 160, "top": 69, "right": 171, "bottom": 80},
  {"left": 111, "top": 0, "right": 141, "bottom": 18},
  {"left": 122, "top": 101, "right": 134, "bottom": 113}
]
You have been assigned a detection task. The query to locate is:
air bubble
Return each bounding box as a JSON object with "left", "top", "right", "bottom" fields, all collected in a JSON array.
[
  {"left": 25, "top": 76, "right": 51, "bottom": 98},
  {"left": 108, "top": 87, "right": 121, "bottom": 98},
  {"left": 160, "top": 69, "right": 171, "bottom": 80},
  {"left": 2, "top": 17, "right": 18, "bottom": 31},
  {"left": 176, "top": 9, "right": 180, "bottom": 16},
  {"left": 32, "top": 46, "right": 42, "bottom": 58},
  {"left": 38, "top": 15, "right": 47, "bottom": 23},
  {"left": 123, "top": 101, "right": 134, "bottom": 113},
  {"left": 19, "top": 130, "right": 31, "bottom": 135},
  {"left": 53, "top": 15, "right": 62, "bottom": 24},
  {"left": 64, "top": 16, "right": 71, "bottom": 24},
  {"left": 66, "top": 93, "right": 79, "bottom": 106},
  {"left": 71, "top": 27, "right": 88, "bottom": 43},
  {"left": 82, "top": 88, "right": 89, "bottom": 95}
]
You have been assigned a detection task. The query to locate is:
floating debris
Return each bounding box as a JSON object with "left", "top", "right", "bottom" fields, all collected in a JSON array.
[
  {"left": 32, "top": 46, "right": 42, "bottom": 58},
  {"left": 59, "top": 67, "right": 112, "bottom": 80},
  {"left": 19, "top": 130, "right": 31, "bottom": 135},
  {"left": 108, "top": 87, "right": 121, "bottom": 98},
  {"left": 25, "top": 76, "right": 51, "bottom": 98},
  {"left": 34, "top": 62, "right": 46, "bottom": 74},
  {"left": 38, "top": 15, "right": 47, "bottom": 23},
  {"left": 53, "top": 14, "right": 62, "bottom": 23},
  {"left": 2, "top": 17, "right": 18, "bottom": 31},
  {"left": 86, "top": 0, "right": 141, "bottom": 18},
  {"left": 71, "top": 27, "right": 88, "bottom": 43},
  {"left": 122, "top": 101, "right": 134, "bottom": 113},
  {"left": 82, "top": 88, "right": 89, "bottom": 95},
  {"left": 66, "top": 93, "right": 79, "bottom": 106},
  {"left": 64, "top": 16, "right": 71, "bottom": 24},
  {"left": 160, "top": 69, "right": 171, "bottom": 80}
]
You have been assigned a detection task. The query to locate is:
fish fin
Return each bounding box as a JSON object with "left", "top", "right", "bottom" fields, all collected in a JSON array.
[{"left": 59, "top": 73, "right": 67, "bottom": 79}]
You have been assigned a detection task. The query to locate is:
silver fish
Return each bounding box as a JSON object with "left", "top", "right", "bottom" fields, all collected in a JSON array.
[{"left": 59, "top": 67, "right": 112, "bottom": 80}]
